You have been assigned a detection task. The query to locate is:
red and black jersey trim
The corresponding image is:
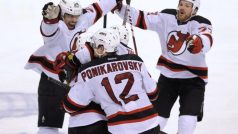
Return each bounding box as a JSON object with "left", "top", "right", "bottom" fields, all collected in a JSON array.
[
  {"left": 147, "top": 88, "right": 159, "bottom": 101},
  {"left": 63, "top": 96, "right": 105, "bottom": 116},
  {"left": 107, "top": 105, "right": 158, "bottom": 126},
  {"left": 157, "top": 56, "right": 208, "bottom": 79},
  {"left": 79, "top": 54, "right": 143, "bottom": 72},
  {"left": 43, "top": 17, "right": 59, "bottom": 24},
  {"left": 40, "top": 22, "right": 59, "bottom": 37},
  {"left": 136, "top": 10, "right": 147, "bottom": 30},
  {"left": 92, "top": 3, "right": 103, "bottom": 23},
  {"left": 28, "top": 55, "right": 58, "bottom": 74},
  {"left": 202, "top": 33, "right": 213, "bottom": 47}
]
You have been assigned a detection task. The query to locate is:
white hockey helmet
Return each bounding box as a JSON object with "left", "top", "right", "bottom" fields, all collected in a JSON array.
[
  {"left": 59, "top": 0, "right": 83, "bottom": 17},
  {"left": 181, "top": 0, "right": 200, "bottom": 14},
  {"left": 110, "top": 25, "right": 129, "bottom": 45},
  {"left": 91, "top": 28, "right": 120, "bottom": 53}
]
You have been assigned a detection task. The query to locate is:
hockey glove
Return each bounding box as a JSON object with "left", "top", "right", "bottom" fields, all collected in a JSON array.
[
  {"left": 42, "top": 2, "right": 61, "bottom": 24},
  {"left": 186, "top": 35, "right": 203, "bottom": 54},
  {"left": 54, "top": 52, "right": 81, "bottom": 84},
  {"left": 111, "top": 0, "right": 123, "bottom": 13}
]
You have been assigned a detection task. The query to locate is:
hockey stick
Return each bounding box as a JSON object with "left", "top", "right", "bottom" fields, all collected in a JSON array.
[
  {"left": 103, "top": 15, "right": 107, "bottom": 28},
  {"left": 123, "top": 0, "right": 138, "bottom": 55}
]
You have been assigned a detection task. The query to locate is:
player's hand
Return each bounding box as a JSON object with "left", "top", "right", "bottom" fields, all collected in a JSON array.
[
  {"left": 42, "top": 2, "right": 60, "bottom": 23},
  {"left": 54, "top": 52, "right": 79, "bottom": 84},
  {"left": 112, "top": 0, "right": 123, "bottom": 13},
  {"left": 186, "top": 35, "right": 203, "bottom": 54}
]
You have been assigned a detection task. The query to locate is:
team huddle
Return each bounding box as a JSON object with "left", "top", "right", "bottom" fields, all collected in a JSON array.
[{"left": 25, "top": 0, "right": 213, "bottom": 134}]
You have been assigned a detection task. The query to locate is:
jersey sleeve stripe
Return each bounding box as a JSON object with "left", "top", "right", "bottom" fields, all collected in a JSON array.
[
  {"left": 27, "top": 55, "right": 58, "bottom": 74},
  {"left": 65, "top": 96, "right": 86, "bottom": 109},
  {"left": 157, "top": 56, "right": 208, "bottom": 79},
  {"left": 202, "top": 33, "right": 213, "bottom": 47},
  {"left": 136, "top": 10, "right": 147, "bottom": 30},
  {"left": 63, "top": 97, "right": 106, "bottom": 115},
  {"left": 147, "top": 88, "right": 159, "bottom": 101},
  {"left": 40, "top": 22, "right": 59, "bottom": 37},
  {"left": 92, "top": 3, "right": 103, "bottom": 23},
  {"left": 43, "top": 17, "right": 59, "bottom": 24}
]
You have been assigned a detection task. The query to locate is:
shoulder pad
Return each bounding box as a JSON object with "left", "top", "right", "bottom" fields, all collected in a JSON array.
[
  {"left": 161, "top": 9, "right": 177, "bottom": 16},
  {"left": 191, "top": 15, "right": 212, "bottom": 25}
]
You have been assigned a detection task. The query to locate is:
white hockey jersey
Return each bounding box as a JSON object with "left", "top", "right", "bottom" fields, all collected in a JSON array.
[
  {"left": 24, "top": 0, "right": 119, "bottom": 128},
  {"left": 115, "top": 5, "right": 213, "bottom": 82},
  {"left": 63, "top": 54, "right": 159, "bottom": 134},
  {"left": 24, "top": 0, "right": 118, "bottom": 81}
]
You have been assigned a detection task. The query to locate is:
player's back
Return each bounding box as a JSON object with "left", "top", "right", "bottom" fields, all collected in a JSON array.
[{"left": 78, "top": 54, "right": 159, "bottom": 134}]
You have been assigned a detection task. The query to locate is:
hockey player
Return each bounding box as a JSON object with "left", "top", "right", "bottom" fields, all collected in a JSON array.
[
  {"left": 63, "top": 28, "right": 160, "bottom": 134},
  {"left": 110, "top": 25, "right": 134, "bottom": 55},
  {"left": 24, "top": 0, "right": 122, "bottom": 133},
  {"left": 110, "top": 0, "right": 213, "bottom": 133},
  {"left": 55, "top": 27, "right": 136, "bottom": 134}
]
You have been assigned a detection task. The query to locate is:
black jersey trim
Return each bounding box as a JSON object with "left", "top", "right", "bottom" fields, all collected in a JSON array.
[{"left": 79, "top": 54, "right": 143, "bottom": 72}]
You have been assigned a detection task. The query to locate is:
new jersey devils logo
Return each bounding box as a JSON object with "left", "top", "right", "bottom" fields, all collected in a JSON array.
[{"left": 167, "top": 31, "right": 190, "bottom": 55}]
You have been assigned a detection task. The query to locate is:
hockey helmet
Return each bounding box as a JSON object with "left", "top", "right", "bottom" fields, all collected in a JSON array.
[
  {"left": 91, "top": 28, "right": 120, "bottom": 53},
  {"left": 110, "top": 25, "right": 129, "bottom": 45},
  {"left": 59, "top": 0, "right": 82, "bottom": 16},
  {"left": 180, "top": 0, "right": 200, "bottom": 14}
]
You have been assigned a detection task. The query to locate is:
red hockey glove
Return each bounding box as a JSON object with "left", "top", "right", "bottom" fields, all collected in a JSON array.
[
  {"left": 42, "top": 2, "right": 61, "bottom": 24},
  {"left": 54, "top": 52, "right": 81, "bottom": 84},
  {"left": 111, "top": 0, "right": 123, "bottom": 13},
  {"left": 186, "top": 35, "right": 203, "bottom": 54}
]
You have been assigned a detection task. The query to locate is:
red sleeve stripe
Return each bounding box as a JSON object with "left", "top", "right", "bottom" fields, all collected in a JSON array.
[
  {"left": 63, "top": 97, "right": 106, "bottom": 115},
  {"left": 92, "top": 3, "right": 103, "bottom": 23},
  {"left": 27, "top": 55, "right": 59, "bottom": 74},
  {"left": 66, "top": 96, "right": 87, "bottom": 108},
  {"left": 136, "top": 10, "right": 147, "bottom": 30},
  {"left": 62, "top": 102, "right": 76, "bottom": 114},
  {"left": 40, "top": 21, "right": 59, "bottom": 37},
  {"left": 43, "top": 17, "right": 59, "bottom": 24},
  {"left": 202, "top": 33, "right": 213, "bottom": 47},
  {"left": 147, "top": 88, "right": 159, "bottom": 101}
]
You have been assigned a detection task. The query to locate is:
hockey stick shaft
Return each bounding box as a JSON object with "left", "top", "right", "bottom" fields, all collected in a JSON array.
[
  {"left": 124, "top": 0, "right": 138, "bottom": 55},
  {"left": 103, "top": 15, "right": 107, "bottom": 28},
  {"left": 122, "top": 0, "right": 131, "bottom": 25}
]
